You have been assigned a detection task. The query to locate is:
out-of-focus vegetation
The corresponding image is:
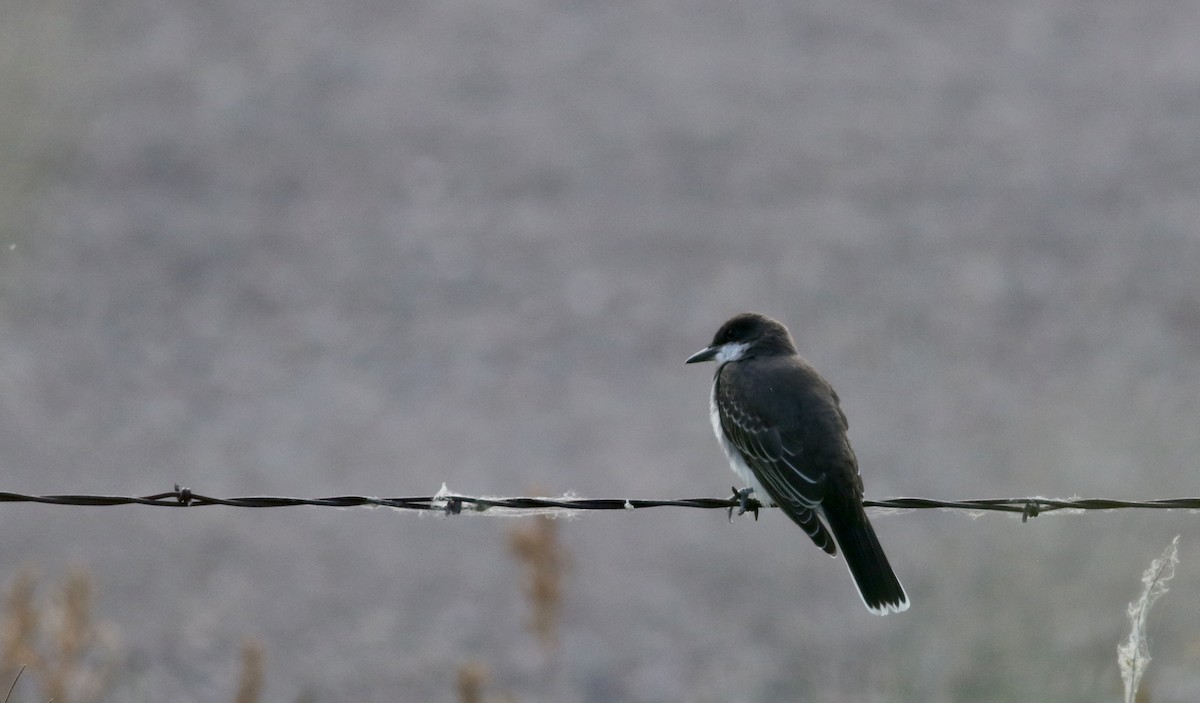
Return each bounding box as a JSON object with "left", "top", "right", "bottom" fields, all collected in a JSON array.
[
  {"left": 1, "top": 568, "right": 120, "bottom": 703},
  {"left": 1, "top": 568, "right": 266, "bottom": 703}
]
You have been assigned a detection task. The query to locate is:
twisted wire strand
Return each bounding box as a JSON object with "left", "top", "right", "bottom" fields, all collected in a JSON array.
[{"left": 2, "top": 487, "right": 1199, "bottom": 521}]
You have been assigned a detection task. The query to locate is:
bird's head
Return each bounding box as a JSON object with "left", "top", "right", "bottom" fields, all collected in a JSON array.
[{"left": 685, "top": 312, "right": 797, "bottom": 365}]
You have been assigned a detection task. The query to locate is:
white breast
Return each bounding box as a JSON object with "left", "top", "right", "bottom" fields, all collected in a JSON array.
[{"left": 709, "top": 378, "right": 769, "bottom": 498}]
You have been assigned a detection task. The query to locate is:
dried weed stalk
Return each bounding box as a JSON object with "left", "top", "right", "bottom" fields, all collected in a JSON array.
[
  {"left": 456, "top": 661, "right": 516, "bottom": 703},
  {"left": 509, "top": 516, "right": 567, "bottom": 652},
  {"left": 234, "top": 636, "right": 265, "bottom": 703},
  {"left": 1, "top": 567, "right": 120, "bottom": 703}
]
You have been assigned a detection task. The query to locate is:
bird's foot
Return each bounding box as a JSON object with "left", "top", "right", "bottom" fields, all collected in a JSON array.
[{"left": 727, "top": 486, "right": 761, "bottom": 522}]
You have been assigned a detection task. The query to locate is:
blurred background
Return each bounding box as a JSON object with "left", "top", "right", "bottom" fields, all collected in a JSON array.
[{"left": 2, "top": 0, "right": 1199, "bottom": 700}]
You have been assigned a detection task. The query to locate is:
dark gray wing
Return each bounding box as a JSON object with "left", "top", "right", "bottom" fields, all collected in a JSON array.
[{"left": 716, "top": 360, "right": 844, "bottom": 554}]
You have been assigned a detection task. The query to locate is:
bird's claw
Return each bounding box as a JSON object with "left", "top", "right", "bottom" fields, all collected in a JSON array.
[{"left": 727, "top": 486, "right": 760, "bottom": 522}]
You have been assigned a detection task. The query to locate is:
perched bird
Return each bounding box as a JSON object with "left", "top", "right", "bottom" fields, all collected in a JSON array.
[{"left": 687, "top": 312, "right": 909, "bottom": 614}]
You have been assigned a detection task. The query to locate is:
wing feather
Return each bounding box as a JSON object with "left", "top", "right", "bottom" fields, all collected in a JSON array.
[
  {"left": 715, "top": 360, "right": 853, "bottom": 554},
  {"left": 717, "top": 392, "right": 824, "bottom": 506}
]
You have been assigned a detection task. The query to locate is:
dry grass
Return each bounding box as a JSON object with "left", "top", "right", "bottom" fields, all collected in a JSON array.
[
  {"left": 1, "top": 567, "right": 121, "bottom": 703},
  {"left": 451, "top": 513, "right": 570, "bottom": 702},
  {"left": 455, "top": 661, "right": 516, "bottom": 703},
  {"left": 3, "top": 666, "right": 26, "bottom": 703},
  {"left": 234, "top": 637, "right": 265, "bottom": 703},
  {"left": 508, "top": 516, "right": 568, "bottom": 653},
  {"left": 456, "top": 661, "right": 489, "bottom": 703},
  {"left": 2, "top": 567, "right": 269, "bottom": 703}
]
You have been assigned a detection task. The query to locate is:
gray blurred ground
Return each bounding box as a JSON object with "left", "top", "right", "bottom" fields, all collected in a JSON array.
[{"left": 2, "top": 0, "right": 1200, "bottom": 700}]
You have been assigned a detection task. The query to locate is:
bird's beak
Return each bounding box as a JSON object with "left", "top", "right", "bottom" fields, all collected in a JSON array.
[{"left": 685, "top": 346, "right": 719, "bottom": 364}]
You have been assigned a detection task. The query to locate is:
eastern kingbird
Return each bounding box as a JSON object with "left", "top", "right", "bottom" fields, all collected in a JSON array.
[{"left": 687, "top": 312, "right": 909, "bottom": 615}]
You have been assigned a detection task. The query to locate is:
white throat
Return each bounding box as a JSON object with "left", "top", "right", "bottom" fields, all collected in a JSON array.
[{"left": 713, "top": 342, "right": 749, "bottom": 365}]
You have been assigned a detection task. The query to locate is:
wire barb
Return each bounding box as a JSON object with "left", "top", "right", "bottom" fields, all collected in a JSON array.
[{"left": 1, "top": 488, "right": 1199, "bottom": 518}]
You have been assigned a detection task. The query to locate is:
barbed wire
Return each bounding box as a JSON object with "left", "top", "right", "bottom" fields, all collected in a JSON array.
[{"left": 2, "top": 486, "right": 1199, "bottom": 522}]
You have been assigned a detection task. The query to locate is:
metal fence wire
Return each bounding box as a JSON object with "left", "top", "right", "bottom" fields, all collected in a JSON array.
[{"left": 2, "top": 486, "right": 1200, "bottom": 522}]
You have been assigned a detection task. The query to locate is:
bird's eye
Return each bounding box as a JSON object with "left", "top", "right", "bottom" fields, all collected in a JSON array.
[{"left": 724, "top": 327, "right": 737, "bottom": 340}]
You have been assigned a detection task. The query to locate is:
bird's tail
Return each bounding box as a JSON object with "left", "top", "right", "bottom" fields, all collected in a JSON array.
[{"left": 821, "top": 499, "right": 910, "bottom": 615}]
